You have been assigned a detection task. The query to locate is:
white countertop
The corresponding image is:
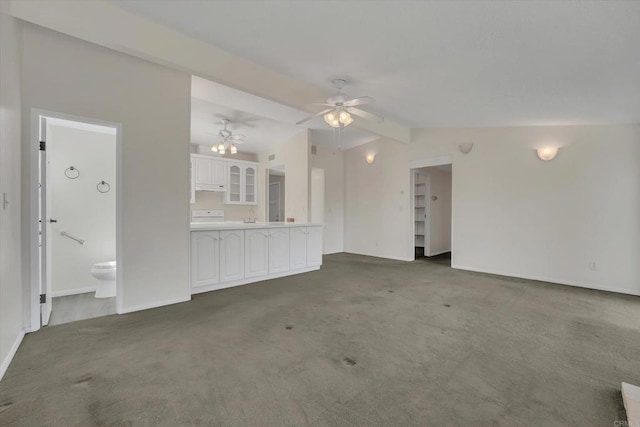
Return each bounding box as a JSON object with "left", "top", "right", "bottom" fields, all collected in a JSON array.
[{"left": 190, "top": 221, "right": 323, "bottom": 231}]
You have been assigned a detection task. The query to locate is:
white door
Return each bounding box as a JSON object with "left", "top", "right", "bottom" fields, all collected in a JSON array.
[
  {"left": 306, "top": 226, "right": 323, "bottom": 267},
  {"left": 268, "top": 228, "right": 290, "bottom": 273},
  {"left": 268, "top": 182, "right": 281, "bottom": 222},
  {"left": 40, "top": 116, "right": 53, "bottom": 325},
  {"left": 190, "top": 231, "right": 219, "bottom": 287},
  {"left": 220, "top": 230, "right": 244, "bottom": 282},
  {"left": 211, "top": 159, "right": 227, "bottom": 190},
  {"left": 290, "top": 227, "right": 308, "bottom": 270},
  {"left": 245, "top": 228, "right": 269, "bottom": 278},
  {"left": 194, "top": 157, "right": 212, "bottom": 186}
]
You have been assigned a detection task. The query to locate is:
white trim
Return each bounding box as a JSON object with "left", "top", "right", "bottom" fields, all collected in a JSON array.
[
  {"left": 51, "top": 286, "right": 97, "bottom": 298},
  {"left": 452, "top": 264, "right": 640, "bottom": 297},
  {"left": 191, "top": 267, "right": 321, "bottom": 295},
  {"left": 428, "top": 250, "right": 451, "bottom": 257},
  {"left": 29, "top": 109, "right": 124, "bottom": 329},
  {"left": 410, "top": 155, "right": 453, "bottom": 169},
  {"left": 344, "top": 251, "right": 413, "bottom": 262},
  {"left": 119, "top": 296, "right": 191, "bottom": 315},
  {"left": 0, "top": 330, "right": 25, "bottom": 382},
  {"left": 622, "top": 383, "right": 640, "bottom": 427}
]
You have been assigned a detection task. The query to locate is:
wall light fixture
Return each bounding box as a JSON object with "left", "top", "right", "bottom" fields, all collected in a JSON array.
[{"left": 537, "top": 146, "right": 559, "bottom": 161}]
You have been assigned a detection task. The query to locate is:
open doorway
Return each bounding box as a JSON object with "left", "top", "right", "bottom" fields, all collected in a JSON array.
[
  {"left": 30, "top": 110, "right": 122, "bottom": 329},
  {"left": 267, "top": 166, "right": 285, "bottom": 222},
  {"left": 411, "top": 160, "right": 452, "bottom": 265}
]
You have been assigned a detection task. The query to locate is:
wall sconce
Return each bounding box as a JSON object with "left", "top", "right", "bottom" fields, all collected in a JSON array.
[
  {"left": 537, "top": 146, "right": 559, "bottom": 161},
  {"left": 459, "top": 143, "right": 473, "bottom": 154},
  {"left": 365, "top": 153, "right": 376, "bottom": 164}
]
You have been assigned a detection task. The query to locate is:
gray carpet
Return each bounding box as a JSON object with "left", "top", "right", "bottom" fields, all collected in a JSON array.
[{"left": 1, "top": 253, "right": 638, "bottom": 426}]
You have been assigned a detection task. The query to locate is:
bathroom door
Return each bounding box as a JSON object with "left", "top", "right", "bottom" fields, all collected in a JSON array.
[{"left": 39, "top": 116, "right": 53, "bottom": 326}]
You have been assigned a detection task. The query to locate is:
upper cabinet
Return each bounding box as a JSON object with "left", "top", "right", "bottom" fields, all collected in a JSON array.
[
  {"left": 192, "top": 154, "right": 227, "bottom": 191},
  {"left": 225, "top": 162, "right": 258, "bottom": 205},
  {"left": 190, "top": 154, "right": 258, "bottom": 204}
]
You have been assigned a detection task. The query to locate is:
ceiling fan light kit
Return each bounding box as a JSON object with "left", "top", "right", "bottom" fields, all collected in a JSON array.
[
  {"left": 211, "top": 118, "right": 244, "bottom": 155},
  {"left": 296, "top": 78, "right": 383, "bottom": 129}
]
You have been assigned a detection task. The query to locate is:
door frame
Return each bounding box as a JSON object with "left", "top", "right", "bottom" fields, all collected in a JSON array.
[
  {"left": 268, "top": 181, "right": 281, "bottom": 222},
  {"left": 409, "top": 155, "right": 453, "bottom": 262},
  {"left": 29, "top": 109, "right": 124, "bottom": 331}
]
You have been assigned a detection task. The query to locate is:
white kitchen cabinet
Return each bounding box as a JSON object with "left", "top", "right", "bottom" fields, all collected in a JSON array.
[
  {"left": 268, "top": 228, "right": 290, "bottom": 273},
  {"left": 290, "top": 227, "right": 308, "bottom": 270},
  {"left": 306, "top": 226, "right": 323, "bottom": 267},
  {"left": 245, "top": 229, "right": 269, "bottom": 278},
  {"left": 190, "top": 157, "right": 195, "bottom": 204},
  {"left": 193, "top": 154, "right": 227, "bottom": 191},
  {"left": 225, "top": 161, "right": 258, "bottom": 205},
  {"left": 190, "top": 231, "right": 219, "bottom": 287},
  {"left": 220, "top": 230, "right": 244, "bottom": 282},
  {"left": 190, "top": 224, "right": 322, "bottom": 295}
]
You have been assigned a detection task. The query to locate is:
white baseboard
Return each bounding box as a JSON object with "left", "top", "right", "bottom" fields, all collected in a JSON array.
[
  {"left": 452, "top": 264, "right": 640, "bottom": 297},
  {"left": 344, "top": 251, "right": 413, "bottom": 262},
  {"left": 191, "top": 266, "right": 321, "bottom": 295},
  {"left": 622, "top": 382, "right": 640, "bottom": 427},
  {"left": 427, "top": 249, "right": 451, "bottom": 257},
  {"left": 119, "top": 295, "right": 191, "bottom": 314},
  {"left": 52, "top": 286, "right": 97, "bottom": 298},
  {"left": 0, "top": 330, "right": 25, "bottom": 382}
]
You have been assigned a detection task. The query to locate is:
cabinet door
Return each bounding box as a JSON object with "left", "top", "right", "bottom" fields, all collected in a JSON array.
[
  {"left": 245, "top": 229, "right": 269, "bottom": 278},
  {"left": 268, "top": 228, "right": 290, "bottom": 274},
  {"left": 306, "top": 226, "right": 323, "bottom": 267},
  {"left": 194, "top": 157, "right": 212, "bottom": 186},
  {"left": 290, "top": 227, "right": 308, "bottom": 270},
  {"left": 212, "top": 159, "right": 227, "bottom": 190},
  {"left": 227, "top": 164, "right": 242, "bottom": 203},
  {"left": 220, "top": 230, "right": 244, "bottom": 282},
  {"left": 244, "top": 166, "right": 256, "bottom": 204},
  {"left": 191, "top": 231, "right": 219, "bottom": 287},
  {"left": 190, "top": 158, "right": 195, "bottom": 204}
]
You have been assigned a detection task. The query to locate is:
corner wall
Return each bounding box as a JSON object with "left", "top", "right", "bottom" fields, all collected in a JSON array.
[
  {"left": 21, "top": 23, "right": 192, "bottom": 315},
  {"left": 345, "top": 125, "right": 640, "bottom": 295},
  {"left": 0, "top": 6, "right": 24, "bottom": 380},
  {"left": 310, "top": 144, "right": 344, "bottom": 254}
]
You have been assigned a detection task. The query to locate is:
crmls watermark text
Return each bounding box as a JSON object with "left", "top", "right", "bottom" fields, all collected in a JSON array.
[{"left": 614, "top": 421, "right": 640, "bottom": 427}]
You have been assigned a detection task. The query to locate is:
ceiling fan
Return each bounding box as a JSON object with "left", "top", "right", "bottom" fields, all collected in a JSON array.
[
  {"left": 296, "top": 78, "right": 384, "bottom": 128},
  {"left": 211, "top": 118, "right": 245, "bottom": 155}
]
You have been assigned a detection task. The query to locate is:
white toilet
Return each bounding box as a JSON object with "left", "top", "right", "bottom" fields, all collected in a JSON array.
[{"left": 91, "top": 261, "right": 116, "bottom": 298}]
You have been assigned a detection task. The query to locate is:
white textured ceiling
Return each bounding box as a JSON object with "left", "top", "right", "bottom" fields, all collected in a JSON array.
[{"left": 111, "top": 0, "right": 640, "bottom": 127}]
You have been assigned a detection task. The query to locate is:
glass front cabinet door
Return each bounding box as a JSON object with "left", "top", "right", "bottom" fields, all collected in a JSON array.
[{"left": 225, "top": 162, "right": 258, "bottom": 205}]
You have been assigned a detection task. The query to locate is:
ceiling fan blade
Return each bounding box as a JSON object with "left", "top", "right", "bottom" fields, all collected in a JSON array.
[
  {"left": 295, "top": 108, "right": 335, "bottom": 125},
  {"left": 344, "top": 96, "right": 374, "bottom": 107},
  {"left": 347, "top": 107, "right": 384, "bottom": 123},
  {"left": 231, "top": 134, "right": 245, "bottom": 140},
  {"left": 310, "top": 103, "right": 334, "bottom": 107}
]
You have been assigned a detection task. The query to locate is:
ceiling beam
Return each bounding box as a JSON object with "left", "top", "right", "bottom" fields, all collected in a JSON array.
[{"left": 10, "top": 0, "right": 411, "bottom": 144}]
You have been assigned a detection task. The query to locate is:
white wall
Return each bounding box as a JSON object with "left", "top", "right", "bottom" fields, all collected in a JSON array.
[
  {"left": 310, "top": 144, "right": 344, "bottom": 254},
  {"left": 258, "top": 131, "right": 310, "bottom": 223},
  {"left": 0, "top": 5, "right": 24, "bottom": 380},
  {"left": 21, "top": 23, "right": 192, "bottom": 315},
  {"left": 345, "top": 125, "right": 640, "bottom": 296},
  {"left": 344, "top": 138, "right": 411, "bottom": 261},
  {"left": 48, "top": 124, "right": 116, "bottom": 296},
  {"left": 416, "top": 167, "right": 452, "bottom": 256}
]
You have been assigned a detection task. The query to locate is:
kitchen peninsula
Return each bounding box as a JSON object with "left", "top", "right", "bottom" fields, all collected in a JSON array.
[{"left": 190, "top": 222, "right": 323, "bottom": 295}]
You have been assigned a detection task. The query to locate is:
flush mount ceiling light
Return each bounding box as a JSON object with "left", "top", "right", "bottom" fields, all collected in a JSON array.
[
  {"left": 296, "top": 78, "right": 384, "bottom": 129},
  {"left": 210, "top": 118, "right": 244, "bottom": 155},
  {"left": 537, "top": 146, "right": 559, "bottom": 161}
]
